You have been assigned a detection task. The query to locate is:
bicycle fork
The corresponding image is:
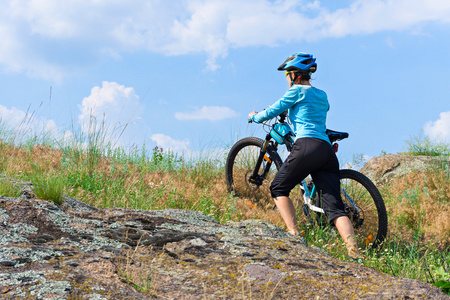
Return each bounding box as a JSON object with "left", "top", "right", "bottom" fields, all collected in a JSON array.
[{"left": 249, "top": 134, "right": 274, "bottom": 186}]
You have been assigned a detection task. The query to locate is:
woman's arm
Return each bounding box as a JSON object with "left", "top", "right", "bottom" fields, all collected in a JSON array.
[{"left": 251, "top": 87, "right": 299, "bottom": 123}]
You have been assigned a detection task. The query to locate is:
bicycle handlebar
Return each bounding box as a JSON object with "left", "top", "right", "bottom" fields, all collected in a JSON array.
[
  {"left": 278, "top": 111, "right": 288, "bottom": 123},
  {"left": 248, "top": 110, "right": 288, "bottom": 124}
]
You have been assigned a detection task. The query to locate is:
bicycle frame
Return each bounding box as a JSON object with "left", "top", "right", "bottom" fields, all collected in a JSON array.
[
  {"left": 229, "top": 116, "right": 386, "bottom": 248},
  {"left": 300, "top": 181, "right": 324, "bottom": 213},
  {"left": 249, "top": 112, "right": 352, "bottom": 215}
]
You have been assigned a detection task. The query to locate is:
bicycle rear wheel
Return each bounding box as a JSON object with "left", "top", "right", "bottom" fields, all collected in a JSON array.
[
  {"left": 225, "top": 137, "right": 283, "bottom": 207},
  {"left": 339, "top": 169, "right": 388, "bottom": 249}
]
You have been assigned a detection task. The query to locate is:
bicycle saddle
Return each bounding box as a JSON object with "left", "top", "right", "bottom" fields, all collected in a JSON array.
[{"left": 326, "top": 129, "right": 349, "bottom": 143}]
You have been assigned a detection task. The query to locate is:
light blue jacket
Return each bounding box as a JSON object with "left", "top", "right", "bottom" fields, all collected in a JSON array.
[{"left": 251, "top": 85, "right": 330, "bottom": 144}]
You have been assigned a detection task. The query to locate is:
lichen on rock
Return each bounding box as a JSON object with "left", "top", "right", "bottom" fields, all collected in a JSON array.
[
  {"left": 0, "top": 195, "right": 447, "bottom": 299},
  {"left": 360, "top": 154, "right": 449, "bottom": 185}
]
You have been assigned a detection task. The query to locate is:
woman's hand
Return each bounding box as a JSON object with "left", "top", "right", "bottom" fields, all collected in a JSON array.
[{"left": 248, "top": 111, "right": 258, "bottom": 123}]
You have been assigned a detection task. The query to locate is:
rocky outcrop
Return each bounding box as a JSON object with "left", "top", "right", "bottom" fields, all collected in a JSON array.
[
  {"left": 360, "top": 154, "right": 449, "bottom": 185},
  {"left": 0, "top": 195, "right": 448, "bottom": 299}
]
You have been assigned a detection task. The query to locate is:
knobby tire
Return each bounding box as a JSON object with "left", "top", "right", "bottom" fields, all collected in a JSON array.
[
  {"left": 339, "top": 169, "right": 388, "bottom": 249},
  {"left": 225, "top": 137, "right": 283, "bottom": 207}
]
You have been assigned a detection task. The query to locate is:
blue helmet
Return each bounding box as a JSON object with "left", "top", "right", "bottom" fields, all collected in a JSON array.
[{"left": 277, "top": 53, "right": 317, "bottom": 74}]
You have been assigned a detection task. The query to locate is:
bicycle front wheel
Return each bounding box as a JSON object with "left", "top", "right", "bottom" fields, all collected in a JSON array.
[
  {"left": 339, "top": 169, "right": 388, "bottom": 249},
  {"left": 225, "top": 137, "right": 283, "bottom": 207}
]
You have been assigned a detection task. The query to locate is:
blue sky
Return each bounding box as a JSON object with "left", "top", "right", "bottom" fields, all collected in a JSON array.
[{"left": 0, "top": 0, "right": 449, "bottom": 165}]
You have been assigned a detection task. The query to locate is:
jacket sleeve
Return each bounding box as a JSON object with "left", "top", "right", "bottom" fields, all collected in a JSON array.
[{"left": 251, "top": 87, "right": 299, "bottom": 123}]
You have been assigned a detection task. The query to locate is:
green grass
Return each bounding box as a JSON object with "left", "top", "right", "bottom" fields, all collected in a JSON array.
[
  {"left": 406, "top": 132, "right": 450, "bottom": 156},
  {"left": 31, "top": 173, "right": 67, "bottom": 205},
  {"left": 300, "top": 223, "right": 449, "bottom": 287},
  {"left": 0, "top": 175, "right": 22, "bottom": 198}
]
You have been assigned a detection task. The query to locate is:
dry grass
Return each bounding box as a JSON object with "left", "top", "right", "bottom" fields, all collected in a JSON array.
[
  {"left": 382, "top": 168, "right": 450, "bottom": 246},
  {"left": 0, "top": 143, "right": 61, "bottom": 174},
  {"left": 116, "top": 244, "right": 159, "bottom": 296},
  {"left": 2, "top": 139, "right": 449, "bottom": 246},
  {"left": 0, "top": 140, "right": 289, "bottom": 230}
]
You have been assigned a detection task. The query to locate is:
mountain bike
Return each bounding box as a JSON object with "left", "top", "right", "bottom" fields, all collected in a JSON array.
[{"left": 225, "top": 111, "right": 388, "bottom": 249}]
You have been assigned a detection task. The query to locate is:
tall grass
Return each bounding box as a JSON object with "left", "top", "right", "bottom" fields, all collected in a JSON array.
[
  {"left": 0, "top": 121, "right": 449, "bottom": 294},
  {"left": 0, "top": 175, "right": 22, "bottom": 198},
  {"left": 0, "top": 118, "right": 244, "bottom": 223}
]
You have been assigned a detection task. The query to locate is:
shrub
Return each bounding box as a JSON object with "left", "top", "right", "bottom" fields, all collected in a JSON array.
[
  {"left": 405, "top": 132, "right": 450, "bottom": 156},
  {"left": 31, "top": 173, "right": 67, "bottom": 205}
]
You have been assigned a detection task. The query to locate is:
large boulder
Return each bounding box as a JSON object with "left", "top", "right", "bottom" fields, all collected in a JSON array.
[
  {"left": 360, "top": 154, "right": 449, "bottom": 185},
  {"left": 0, "top": 195, "right": 447, "bottom": 299}
]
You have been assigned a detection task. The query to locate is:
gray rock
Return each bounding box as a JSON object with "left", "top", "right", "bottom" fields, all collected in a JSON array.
[
  {"left": 0, "top": 196, "right": 447, "bottom": 299},
  {"left": 360, "top": 154, "right": 450, "bottom": 185}
]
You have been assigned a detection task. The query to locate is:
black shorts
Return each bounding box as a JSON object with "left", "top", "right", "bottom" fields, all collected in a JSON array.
[{"left": 270, "top": 137, "right": 347, "bottom": 222}]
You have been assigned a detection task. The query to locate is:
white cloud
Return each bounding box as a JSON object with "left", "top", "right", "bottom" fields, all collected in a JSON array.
[
  {"left": 175, "top": 106, "right": 238, "bottom": 121},
  {"left": 0, "top": 104, "right": 70, "bottom": 143},
  {"left": 150, "top": 133, "right": 190, "bottom": 153},
  {"left": 1, "top": 0, "right": 450, "bottom": 79},
  {"left": 149, "top": 133, "right": 231, "bottom": 162},
  {"left": 0, "top": 81, "right": 147, "bottom": 147},
  {"left": 0, "top": 20, "right": 66, "bottom": 81},
  {"left": 318, "top": 0, "right": 450, "bottom": 38},
  {"left": 0, "top": 105, "right": 29, "bottom": 129},
  {"left": 423, "top": 111, "right": 450, "bottom": 142},
  {"left": 78, "top": 81, "right": 145, "bottom": 146}
]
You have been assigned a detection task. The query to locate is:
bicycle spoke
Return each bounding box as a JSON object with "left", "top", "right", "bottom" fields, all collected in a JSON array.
[
  {"left": 226, "top": 138, "right": 282, "bottom": 207},
  {"left": 339, "top": 169, "right": 387, "bottom": 249}
]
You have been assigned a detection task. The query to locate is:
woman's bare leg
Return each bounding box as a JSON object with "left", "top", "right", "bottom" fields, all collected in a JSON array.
[
  {"left": 275, "top": 196, "right": 300, "bottom": 236},
  {"left": 334, "top": 216, "right": 361, "bottom": 258},
  {"left": 276, "top": 197, "right": 362, "bottom": 258}
]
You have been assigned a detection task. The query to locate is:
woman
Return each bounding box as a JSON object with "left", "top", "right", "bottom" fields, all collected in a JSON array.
[{"left": 249, "top": 53, "right": 361, "bottom": 260}]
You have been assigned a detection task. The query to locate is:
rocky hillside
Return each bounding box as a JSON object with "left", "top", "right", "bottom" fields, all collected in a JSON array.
[
  {"left": 359, "top": 153, "right": 450, "bottom": 245},
  {"left": 1, "top": 192, "right": 448, "bottom": 299},
  {"left": 360, "top": 154, "right": 449, "bottom": 185}
]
